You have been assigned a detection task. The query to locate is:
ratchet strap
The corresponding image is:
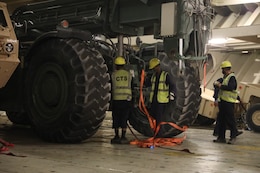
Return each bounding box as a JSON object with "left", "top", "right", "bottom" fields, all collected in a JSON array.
[{"left": 130, "top": 69, "right": 187, "bottom": 148}]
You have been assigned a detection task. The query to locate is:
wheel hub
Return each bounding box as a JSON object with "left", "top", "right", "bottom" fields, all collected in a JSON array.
[
  {"left": 32, "top": 63, "right": 68, "bottom": 120},
  {"left": 252, "top": 110, "right": 260, "bottom": 126},
  {"left": 40, "top": 73, "right": 61, "bottom": 106}
]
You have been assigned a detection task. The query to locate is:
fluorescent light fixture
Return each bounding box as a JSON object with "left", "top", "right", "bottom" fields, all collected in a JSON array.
[{"left": 208, "top": 38, "right": 227, "bottom": 44}]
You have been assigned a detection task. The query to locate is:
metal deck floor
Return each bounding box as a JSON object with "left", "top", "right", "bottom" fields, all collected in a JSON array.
[{"left": 0, "top": 111, "right": 260, "bottom": 173}]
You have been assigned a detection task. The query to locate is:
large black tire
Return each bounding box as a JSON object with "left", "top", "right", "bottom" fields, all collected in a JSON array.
[
  {"left": 25, "top": 38, "right": 110, "bottom": 143},
  {"left": 6, "top": 111, "right": 30, "bottom": 125},
  {"left": 195, "top": 114, "right": 215, "bottom": 126},
  {"left": 246, "top": 103, "right": 260, "bottom": 132},
  {"left": 129, "top": 53, "right": 201, "bottom": 137}
]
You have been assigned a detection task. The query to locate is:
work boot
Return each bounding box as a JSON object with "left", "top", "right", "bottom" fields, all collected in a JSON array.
[
  {"left": 213, "top": 138, "right": 226, "bottom": 143},
  {"left": 212, "top": 132, "right": 218, "bottom": 137},
  {"left": 120, "top": 137, "right": 129, "bottom": 144},
  {"left": 227, "top": 138, "right": 236, "bottom": 144},
  {"left": 111, "top": 136, "right": 121, "bottom": 144}
]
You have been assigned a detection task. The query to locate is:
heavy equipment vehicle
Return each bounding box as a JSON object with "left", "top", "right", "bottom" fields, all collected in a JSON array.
[{"left": 0, "top": 0, "right": 212, "bottom": 143}]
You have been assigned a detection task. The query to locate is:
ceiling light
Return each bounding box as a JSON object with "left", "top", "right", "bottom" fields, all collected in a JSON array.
[{"left": 208, "top": 38, "right": 227, "bottom": 44}]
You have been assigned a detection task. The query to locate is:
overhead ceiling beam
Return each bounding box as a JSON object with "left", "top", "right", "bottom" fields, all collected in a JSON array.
[
  {"left": 219, "top": 13, "right": 239, "bottom": 28},
  {"left": 211, "top": 0, "right": 260, "bottom": 6},
  {"left": 244, "top": 6, "right": 260, "bottom": 25},
  {"left": 212, "top": 25, "right": 260, "bottom": 38},
  {"left": 237, "top": 12, "right": 253, "bottom": 26}
]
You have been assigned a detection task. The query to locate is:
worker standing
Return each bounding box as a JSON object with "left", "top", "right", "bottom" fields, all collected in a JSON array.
[
  {"left": 111, "top": 56, "right": 132, "bottom": 144},
  {"left": 147, "top": 58, "right": 176, "bottom": 127},
  {"left": 213, "top": 78, "right": 243, "bottom": 137},
  {"left": 213, "top": 60, "right": 241, "bottom": 144}
]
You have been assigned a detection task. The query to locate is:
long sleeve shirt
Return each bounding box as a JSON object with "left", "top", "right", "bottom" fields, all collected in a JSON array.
[{"left": 213, "top": 73, "right": 239, "bottom": 102}]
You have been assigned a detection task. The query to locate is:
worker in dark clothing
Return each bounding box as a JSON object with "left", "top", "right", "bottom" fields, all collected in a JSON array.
[
  {"left": 111, "top": 56, "right": 132, "bottom": 144},
  {"left": 213, "top": 60, "right": 242, "bottom": 144},
  {"left": 213, "top": 78, "right": 243, "bottom": 137},
  {"left": 147, "top": 58, "right": 176, "bottom": 127}
]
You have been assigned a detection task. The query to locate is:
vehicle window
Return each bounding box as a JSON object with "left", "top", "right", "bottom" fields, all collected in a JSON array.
[{"left": 0, "top": 9, "right": 7, "bottom": 27}]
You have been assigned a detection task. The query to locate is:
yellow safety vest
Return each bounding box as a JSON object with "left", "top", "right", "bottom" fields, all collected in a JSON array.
[
  {"left": 112, "top": 69, "right": 132, "bottom": 101},
  {"left": 149, "top": 71, "right": 169, "bottom": 103},
  {"left": 218, "top": 73, "right": 238, "bottom": 103}
]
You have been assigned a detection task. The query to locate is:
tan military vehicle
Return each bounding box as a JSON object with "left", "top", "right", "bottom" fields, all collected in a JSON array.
[
  {"left": 237, "top": 83, "right": 260, "bottom": 132},
  {"left": 0, "top": 2, "right": 19, "bottom": 88},
  {"left": 199, "top": 82, "right": 260, "bottom": 132}
]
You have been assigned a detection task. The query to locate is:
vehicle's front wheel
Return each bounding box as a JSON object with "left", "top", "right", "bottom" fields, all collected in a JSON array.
[
  {"left": 25, "top": 38, "right": 110, "bottom": 143},
  {"left": 246, "top": 103, "right": 260, "bottom": 132}
]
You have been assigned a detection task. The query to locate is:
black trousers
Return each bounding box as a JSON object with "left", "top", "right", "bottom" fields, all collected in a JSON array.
[
  {"left": 218, "top": 100, "right": 238, "bottom": 139},
  {"left": 150, "top": 101, "right": 167, "bottom": 126},
  {"left": 112, "top": 100, "right": 131, "bottom": 128}
]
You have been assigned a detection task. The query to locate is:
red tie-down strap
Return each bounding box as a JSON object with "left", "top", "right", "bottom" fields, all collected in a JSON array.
[
  {"left": 0, "top": 138, "right": 14, "bottom": 147},
  {"left": 0, "top": 138, "right": 25, "bottom": 157},
  {"left": 1, "top": 138, "right": 14, "bottom": 153}
]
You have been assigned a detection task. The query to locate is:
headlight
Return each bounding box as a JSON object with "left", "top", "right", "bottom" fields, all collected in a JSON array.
[{"left": 5, "top": 42, "right": 14, "bottom": 53}]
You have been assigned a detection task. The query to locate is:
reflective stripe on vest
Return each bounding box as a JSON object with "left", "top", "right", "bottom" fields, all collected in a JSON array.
[
  {"left": 218, "top": 73, "right": 238, "bottom": 103},
  {"left": 149, "top": 71, "right": 169, "bottom": 103},
  {"left": 112, "top": 69, "right": 132, "bottom": 101}
]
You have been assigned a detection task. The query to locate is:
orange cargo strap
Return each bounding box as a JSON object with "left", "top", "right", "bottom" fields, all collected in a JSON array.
[
  {"left": 138, "top": 70, "right": 156, "bottom": 130},
  {"left": 130, "top": 69, "right": 187, "bottom": 148},
  {"left": 203, "top": 61, "right": 207, "bottom": 92}
]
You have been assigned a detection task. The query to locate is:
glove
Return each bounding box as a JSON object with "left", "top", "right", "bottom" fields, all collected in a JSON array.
[
  {"left": 213, "top": 81, "right": 220, "bottom": 86},
  {"left": 213, "top": 81, "right": 221, "bottom": 88},
  {"left": 169, "top": 92, "right": 175, "bottom": 101}
]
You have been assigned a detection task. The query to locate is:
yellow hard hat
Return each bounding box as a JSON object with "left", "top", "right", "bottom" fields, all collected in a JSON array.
[
  {"left": 149, "top": 58, "right": 160, "bottom": 69},
  {"left": 220, "top": 60, "right": 232, "bottom": 69},
  {"left": 114, "top": 56, "right": 126, "bottom": 65}
]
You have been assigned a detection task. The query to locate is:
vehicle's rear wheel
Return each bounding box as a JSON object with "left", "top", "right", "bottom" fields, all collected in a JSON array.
[
  {"left": 129, "top": 53, "right": 201, "bottom": 137},
  {"left": 195, "top": 114, "right": 216, "bottom": 126},
  {"left": 246, "top": 103, "right": 260, "bottom": 132},
  {"left": 25, "top": 38, "right": 110, "bottom": 143}
]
